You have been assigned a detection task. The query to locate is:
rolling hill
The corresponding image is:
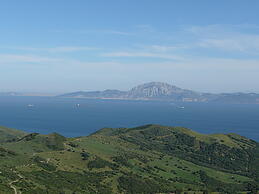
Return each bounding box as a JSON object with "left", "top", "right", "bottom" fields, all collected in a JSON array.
[
  {"left": 0, "top": 126, "right": 27, "bottom": 143},
  {"left": 0, "top": 124, "right": 258, "bottom": 193}
]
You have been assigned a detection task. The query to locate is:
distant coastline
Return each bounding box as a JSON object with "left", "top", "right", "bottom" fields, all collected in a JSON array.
[
  {"left": 59, "top": 82, "right": 259, "bottom": 104},
  {"left": 2, "top": 82, "right": 259, "bottom": 104}
]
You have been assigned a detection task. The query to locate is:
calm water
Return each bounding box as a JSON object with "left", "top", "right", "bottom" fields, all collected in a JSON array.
[{"left": 0, "top": 96, "right": 258, "bottom": 141}]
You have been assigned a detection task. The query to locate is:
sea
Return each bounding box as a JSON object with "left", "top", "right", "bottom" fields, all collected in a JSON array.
[{"left": 0, "top": 96, "right": 258, "bottom": 141}]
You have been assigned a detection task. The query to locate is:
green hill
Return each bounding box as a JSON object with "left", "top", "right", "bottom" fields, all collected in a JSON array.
[
  {"left": 0, "top": 125, "right": 258, "bottom": 193},
  {"left": 0, "top": 126, "right": 27, "bottom": 143}
]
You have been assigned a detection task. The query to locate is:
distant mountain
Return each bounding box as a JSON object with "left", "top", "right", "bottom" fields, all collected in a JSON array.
[
  {"left": 59, "top": 82, "right": 259, "bottom": 104},
  {"left": 61, "top": 89, "right": 127, "bottom": 99},
  {"left": 0, "top": 92, "right": 22, "bottom": 96},
  {"left": 127, "top": 82, "right": 201, "bottom": 100},
  {"left": 0, "top": 124, "right": 258, "bottom": 193},
  {"left": 0, "top": 92, "right": 56, "bottom": 97}
]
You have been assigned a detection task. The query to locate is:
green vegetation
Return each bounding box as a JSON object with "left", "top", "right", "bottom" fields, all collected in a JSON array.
[
  {"left": 0, "top": 124, "right": 258, "bottom": 193},
  {"left": 0, "top": 126, "right": 27, "bottom": 143}
]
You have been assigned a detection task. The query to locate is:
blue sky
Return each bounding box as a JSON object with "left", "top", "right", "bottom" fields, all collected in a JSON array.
[{"left": 0, "top": 0, "right": 259, "bottom": 93}]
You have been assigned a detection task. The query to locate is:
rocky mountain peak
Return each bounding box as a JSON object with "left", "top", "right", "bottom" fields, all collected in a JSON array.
[{"left": 128, "top": 82, "right": 184, "bottom": 98}]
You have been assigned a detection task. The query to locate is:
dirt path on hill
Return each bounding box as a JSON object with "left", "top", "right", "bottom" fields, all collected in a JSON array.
[{"left": 9, "top": 173, "right": 23, "bottom": 194}]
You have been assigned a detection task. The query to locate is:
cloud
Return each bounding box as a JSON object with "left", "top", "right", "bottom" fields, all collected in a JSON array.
[
  {"left": 102, "top": 51, "right": 183, "bottom": 60},
  {"left": 48, "top": 46, "right": 98, "bottom": 52},
  {"left": 198, "top": 35, "right": 259, "bottom": 53},
  {"left": 51, "top": 29, "right": 133, "bottom": 36},
  {"left": 2, "top": 24, "right": 259, "bottom": 69},
  {"left": 102, "top": 30, "right": 133, "bottom": 36},
  {"left": 187, "top": 24, "right": 259, "bottom": 55},
  {"left": 0, "top": 54, "right": 61, "bottom": 64},
  {"left": 101, "top": 24, "right": 259, "bottom": 62},
  {"left": 4, "top": 46, "right": 98, "bottom": 53},
  {"left": 2, "top": 52, "right": 257, "bottom": 70},
  {"left": 188, "top": 24, "right": 259, "bottom": 35},
  {"left": 135, "top": 24, "right": 154, "bottom": 32},
  {"left": 0, "top": 53, "right": 120, "bottom": 68},
  {"left": 147, "top": 45, "right": 181, "bottom": 52}
]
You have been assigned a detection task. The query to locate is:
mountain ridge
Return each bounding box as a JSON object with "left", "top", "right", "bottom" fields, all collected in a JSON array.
[{"left": 59, "top": 82, "right": 259, "bottom": 104}]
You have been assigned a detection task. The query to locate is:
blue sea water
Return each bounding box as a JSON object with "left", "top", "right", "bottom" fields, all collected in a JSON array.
[{"left": 0, "top": 96, "right": 258, "bottom": 141}]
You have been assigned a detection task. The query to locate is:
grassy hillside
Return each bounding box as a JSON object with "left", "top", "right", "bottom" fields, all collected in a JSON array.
[
  {"left": 0, "top": 124, "right": 258, "bottom": 193},
  {"left": 0, "top": 126, "right": 27, "bottom": 143}
]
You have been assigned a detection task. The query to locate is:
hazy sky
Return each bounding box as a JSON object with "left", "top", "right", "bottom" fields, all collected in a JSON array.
[{"left": 1, "top": 0, "right": 259, "bottom": 93}]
